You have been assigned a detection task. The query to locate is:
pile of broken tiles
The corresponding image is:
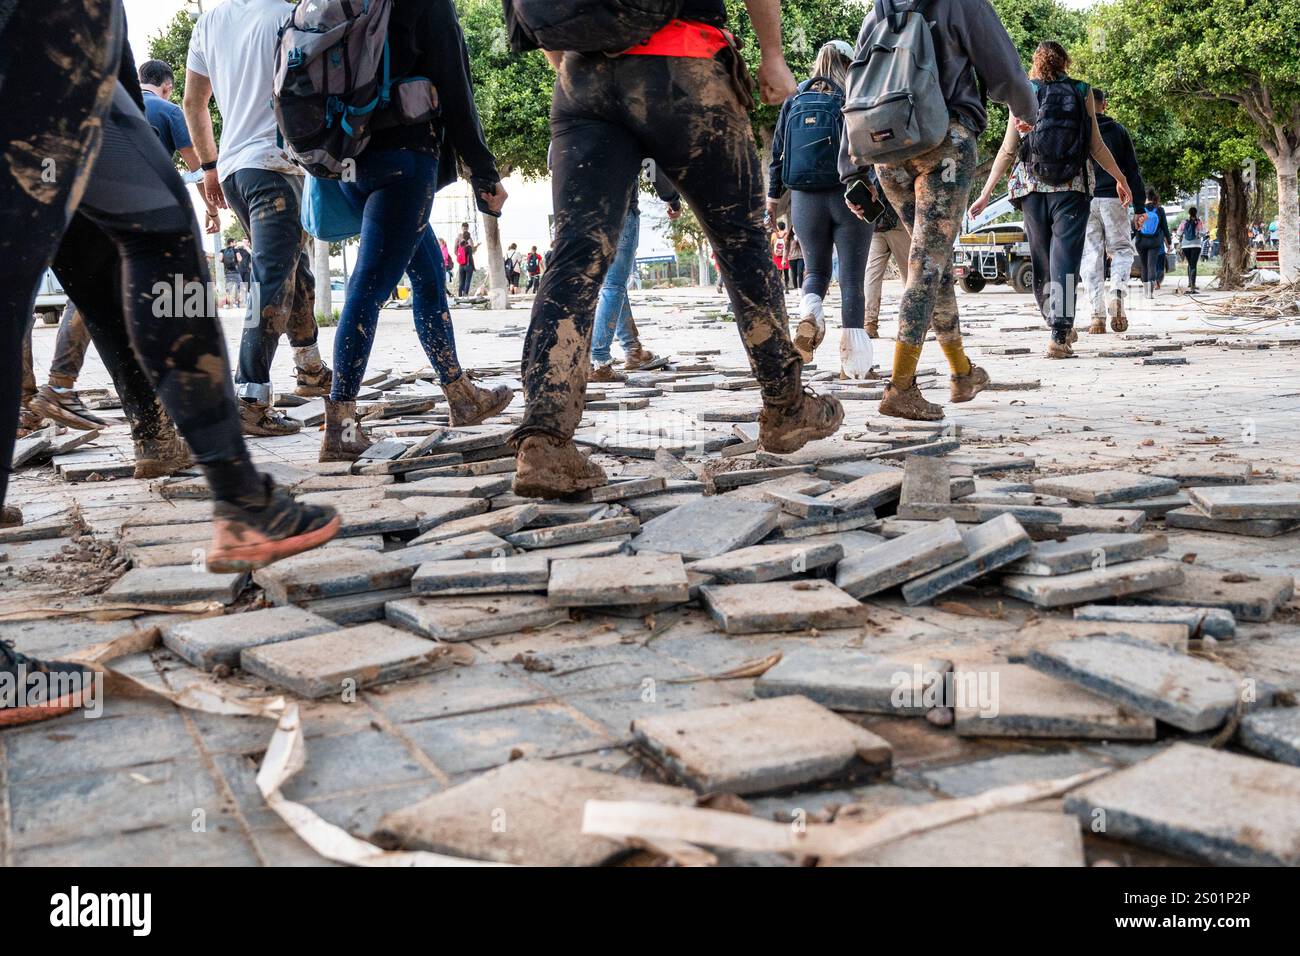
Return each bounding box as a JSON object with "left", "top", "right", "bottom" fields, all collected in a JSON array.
[{"left": 6, "top": 352, "right": 1300, "bottom": 868}]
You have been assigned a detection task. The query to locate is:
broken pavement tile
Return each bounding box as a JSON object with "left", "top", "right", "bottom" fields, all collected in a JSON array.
[
  {"left": 1122, "top": 564, "right": 1293, "bottom": 622},
  {"left": 253, "top": 548, "right": 412, "bottom": 604},
  {"left": 162, "top": 605, "right": 336, "bottom": 670},
  {"left": 1031, "top": 470, "right": 1179, "bottom": 504},
  {"left": 386, "top": 593, "right": 569, "bottom": 641},
  {"left": 830, "top": 810, "right": 1083, "bottom": 867},
  {"left": 1073, "top": 603, "right": 1235, "bottom": 640},
  {"left": 547, "top": 553, "right": 689, "bottom": 607},
  {"left": 689, "top": 540, "right": 842, "bottom": 584},
  {"left": 835, "top": 518, "right": 967, "bottom": 599},
  {"left": 1186, "top": 483, "right": 1300, "bottom": 520},
  {"left": 700, "top": 579, "right": 868, "bottom": 634},
  {"left": 631, "top": 695, "right": 892, "bottom": 794},
  {"left": 411, "top": 554, "right": 549, "bottom": 596},
  {"left": 1001, "top": 557, "right": 1185, "bottom": 609},
  {"left": 755, "top": 646, "right": 951, "bottom": 715},
  {"left": 1238, "top": 708, "right": 1300, "bottom": 767},
  {"left": 901, "top": 514, "right": 1032, "bottom": 606},
  {"left": 507, "top": 515, "right": 639, "bottom": 550},
  {"left": 407, "top": 503, "right": 539, "bottom": 544},
  {"left": 899, "top": 455, "right": 951, "bottom": 507},
  {"left": 630, "top": 496, "right": 780, "bottom": 559},
  {"left": 1005, "top": 532, "right": 1168, "bottom": 576}
]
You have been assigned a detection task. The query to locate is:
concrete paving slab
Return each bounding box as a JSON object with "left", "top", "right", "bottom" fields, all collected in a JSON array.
[
  {"left": 162, "top": 605, "right": 336, "bottom": 670},
  {"left": 1165, "top": 506, "right": 1300, "bottom": 537},
  {"left": 831, "top": 810, "right": 1084, "bottom": 867},
  {"left": 548, "top": 553, "right": 689, "bottom": 607},
  {"left": 700, "top": 579, "right": 868, "bottom": 634},
  {"left": 407, "top": 503, "right": 539, "bottom": 543},
  {"left": 1187, "top": 483, "right": 1300, "bottom": 519},
  {"left": 630, "top": 496, "right": 780, "bottom": 559},
  {"left": 253, "top": 548, "right": 412, "bottom": 604},
  {"left": 689, "top": 540, "right": 843, "bottom": 583},
  {"left": 1032, "top": 470, "right": 1180, "bottom": 504},
  {"left": 1073, "top": 603, "right": 1235, "bottom": 639},
  {"left": 902, "top": 514, "right": 1032, "bottom": 605},
  {"left": 755, "top": 646, "right": 951, "bottom": 715},
  {"left": 1006, "top": 619, "right": 1189, "bottom": 660},
  {"left": 1001, "top": 557, "right": 1186, "bottom": 608},
  {"left": 1239, "top": 708, "right": 1300, "bottom": 766},
  {"left": 411, "top": 554, "right": 549, "bottom": 595},
  {"left": 1122, "top": 564, "right": 1294, "bottom": 622},
  {"left": 1006, "top": 532, "right": 1168, "bottom": 576},
  {"left": 104, "top": 565, "right": 246, "bottom": 605},
  {"left": 507, "top": 515, "right": 639, "bottom": 549},
  {"left": 919, "top": 750, "right": 1108, "bottom": 798},
  {"left": 386, "top": 593, "right": 569, "bottom": 641},
  {"left": 835, "top": 518, "right": 967, "bottom": 599}
]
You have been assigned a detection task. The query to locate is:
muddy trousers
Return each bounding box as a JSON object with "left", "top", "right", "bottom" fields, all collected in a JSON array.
[
  {"left": 331, "top": 149, "right": 461, "bottom": 401},
  {"left": 864, "top": 226, "right": 911, "bottom": 327},
  {"left": 1080, "top": 197, "right": 1135, "bottom": 315},
  {"left": 1020, "top": 190, "right": 1090, "bottom": 342},
  {"left": 876, "top": 122, "right": 977, "bottom": 353},
  {"left": 0, "top": 0, "right": 123, "bottom": 507},
  {"left": 54, "top": 83, "right": 259, "bottom": 505},
  {"left": 790, "top": 187, "right": 873, "bottom": 329},
  {"left": 222, "top": 169, "right": 318, "bottom": 404},
  {"left": 516, "top": 52, "right": 800, "bottom": 442}
]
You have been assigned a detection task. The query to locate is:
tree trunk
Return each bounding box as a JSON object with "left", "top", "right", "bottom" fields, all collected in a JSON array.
[
  {"left": 482, "top": 212, "right": 509, "bottom": 310},
  {"left": 314, "top": 239, "right": 332, "bottom": 319},
  {"left": 1274, "top": 151, "right": 1299, "bottom": 282},
  {"left": 1215, "top": 167, "right": 1250, "bottom": 291}
]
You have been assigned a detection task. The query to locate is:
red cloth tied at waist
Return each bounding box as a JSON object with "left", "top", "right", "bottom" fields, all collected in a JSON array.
[{"left": 620, "top": 19, "right": 732, "bottom": 58}]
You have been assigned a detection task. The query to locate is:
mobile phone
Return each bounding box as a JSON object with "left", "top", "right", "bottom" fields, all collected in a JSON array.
[{"left": 845, "top": 179, "right": 886, "bottom": 223}]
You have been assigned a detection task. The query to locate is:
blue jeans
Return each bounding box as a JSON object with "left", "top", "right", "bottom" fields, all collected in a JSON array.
[
  {"left": 331, "top": 149, "right": 461, "bottom": 400},
  {"left": 590, "top": 208, "right": 640, "bottom": 365}
]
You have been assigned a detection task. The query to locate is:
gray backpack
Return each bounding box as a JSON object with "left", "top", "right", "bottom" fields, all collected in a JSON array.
[
  {"left": 842, "top": 0, "right": 949, "bottom": 167},
  {"left": 273, "top": 0, "right": 432, "bottom": 179}
]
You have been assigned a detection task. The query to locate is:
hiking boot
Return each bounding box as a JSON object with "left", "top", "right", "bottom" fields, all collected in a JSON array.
[
  {"left": 133, "top": 431, "right": 193, "bottom": 480},
  {"left": 1088, "top": 313, "right": 1108, "bottom": 334},
  {"left": 1109, "top": 294, "right": 1129, "bottom": 332},
  {"left": 239, "top": 399, "right": 302, "bottom": 438},
  {"left": 28, "top": 384, "right": 108, "bottom": 430},
  {"left": 1, "top": 640, "right": 97, "bottom": 728},
  {"left": 623, "top": 344, "right": 658, "bottom": 370},
  {"left": 1, "top": 505, "right": 21, "bottom": 528},
  {"left": 864, "top": 320, "right": 880, "bottom": 339},
  {"left": 319, "top": 398, "right": 374, "bottom": 463},
  {"left": 1046, "top": 340, "right": 1077, "bottom": 359},
  {"left": 513, "top": 435, "right": 606, "bottom": 499},
  {"left": 443, "top": 375, "right": 513, "bottom": 427},
  {"left": 589, "top": 362, "right": 627, "bottom": 384},
  {"left": 879, "top": 381, "right": 944, "bottom": 421},
  {"left": 206, "top": 474, "right": 341, "bottom": 572},
  {"left": 792, "top": 293, "right": 826, "bottom": 363},
  {"left": 950, "top": 364, "right": 990, "bottom": 404},
  {"left": 294, "top": 363, "right": 333, "bottom": 398},
  {"left": 758, "top": 388, "right": 845, "bottom": 454}
]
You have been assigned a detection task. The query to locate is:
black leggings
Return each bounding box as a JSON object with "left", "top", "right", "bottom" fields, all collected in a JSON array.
[
  {"left": 1136, "top": 235, "right": 1165, "bottom": 291},
  {"left": 1183, "top": 247, "right": 1201, "bottom": 288}
]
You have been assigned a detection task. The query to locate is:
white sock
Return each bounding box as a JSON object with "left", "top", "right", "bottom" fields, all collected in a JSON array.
[{"left": 800, "top": 293, "right": 825, "bottom": 330}]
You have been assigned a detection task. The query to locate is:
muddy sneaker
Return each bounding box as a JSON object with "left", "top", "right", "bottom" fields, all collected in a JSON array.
[
  {"left": 1109, "top": 294, "right": 1129, "bottom": 333},
  {"left": 950, "top": 364, "right": 990, "bottom": 404},
  {"left": 759, "top": 388, "right": 845, "bottom": 454},
  {"left": 443, "top": 375, "right": 513, "bottom": 427},
  {"left": 1088, "top": 313, "right": 1107, "bottom": 334},
  {"left": 28, "top": 384, "right": 108, "bottom": 430},
  {"left": 319, "top": 398, "right": 374, "bottom": 463},
  {"left": 133, "top": 433, "right": 193, "bottom": 480},
  {"left": 513, "top": 435, "right": 606, "bottom": 499},
  {"left": 1046, "top": 340, "right": 1077, "bottom": 359},
  {"left": 207, "top": 475, "right": 340, "bottom": 572},
  {"left": 588, "top": 362, "right": 627, "bottom": 384},
  {"left": 16, "top": 406, "right": 43, "bottom": 437},
  {"left": 294, "top": 363, "right": 333, "bottom": 398},
  {"left": 879, "top": 381, "right": 944, "bottom": 421},
  {"left": 623, "top": 345, "right": 658, "bottom": 370},
  {"left": 793, "top": 293, "right": 826, "bottom": 363},
  {"left": 0, "top": 640, "right": 97, "bottom": 728},
  {"left": 240, "top": 400, "right": 302, "bottom": 437}
]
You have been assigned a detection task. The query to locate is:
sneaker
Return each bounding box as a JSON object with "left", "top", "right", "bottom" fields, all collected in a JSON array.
[
  {"left": 133, "top": 434, "right": 193, "bottom": 480},
  {"left": 792, "top": 293, "right": 826, "bottom": 363},
  {"left": 16, "top": 406, "right": 43, "bottom": 437},
  {"left": 443, "top": 375, "right": 514, "bottom": 427},
  {"left": 28, "top": 384, "right": 108, "bottom": 430},
  {"left": 1046, "top": 340, "right": 1076, "bottom": 359},
  {"left": 588, "top": 362, "right": 627, "bottom": 384},
  {"left": 294, "top": 363, "right": 333, "bottom": 398},
  {"left": 1088, "top": 313, "right": 1107, "bottom": 334},
  {"left": 758, "top": 388, "right": 844, "bottom": 454},
  {"left": 879, "top": 381, "right": 944, "bottom": 421},
  {"left": 950, "top": 364, "right": 990, "bottom": 404},
  {"left": 623, "top": 345, "right": 658, "bottom": 371},
  {"left": 1, "top": 640, "right": 99, "bottom": 727},
  {"left": 239, "top": 399, "right": 302, "bottom": 437},
  {"left": 512, "top": 435, "right": 607, "bottom": 499},
  {"left": 206, "top": 475, "right": 341, "bottom": 572}
]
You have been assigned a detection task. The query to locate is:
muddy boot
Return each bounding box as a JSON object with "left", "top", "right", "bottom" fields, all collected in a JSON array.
[
  {"left": 623, "top": 344, "right": 658, "bottom": 370},
  {"left": 240, "top": 399, "right": 302, "bottom": 437},
  {"left": 133, "top": 419, "right": 193, "bottom": 480},
  {"left": 589, "top": 362, "right": 627, "bottom": 384},
  {"left": 293, "top": 345, "right": 333, "bottom": 397},
  {"left": 319, "top": 399, "right": 374, "bottom": 463},
  {"left": 207, "top": 474, "right": 341, "bottom": 572},
  {"left": 879, "top": 381, "right": 944, "bottom": 421},
  {"left": 1, "top": 505, "right": 21, "bottom": 528},
  {"left": 864, "top": 319, "right": 880, "bottom": 339},
  {"left": 1046, "top": 340, "right": 1077, "bottom": 359},
  {"left": 443, "top": 375, "right": 513, "bottom": 427},
  {"left": 793, "top": 293, "right": 826, "bottom": 363},
  {"left": 1088, "top": 313, "right": 1107, "bottom": 334},
  {"left": 950, "top": 364, "right": 990, "bottom": 404},
  {"left": 1109, "top": 292, "right": 1129, "bottom": 332},
  {"left": 513, "top": 436, "right": 606, "bottom": 499},
  {"left": 16, "top": 406, "right": 43, "bottom": 438},
  {"left": 758, "top": 387, "right": 845, "bottom": 454},
  {"left": 28, "top": 384, "right": 108, "bottom": 430},
  {"left": 1, "top": 640, "right": 96, "bottom": 728}
]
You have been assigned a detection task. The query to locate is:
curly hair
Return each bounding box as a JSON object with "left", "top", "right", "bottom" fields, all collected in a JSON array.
[{"left": 1030, "top": 41, "right": 1071, "bottom": 82}]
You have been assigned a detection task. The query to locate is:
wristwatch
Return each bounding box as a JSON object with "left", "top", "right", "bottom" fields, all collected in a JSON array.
[{"left": 200, "top": 160, "right": 218, "bottom": 172}]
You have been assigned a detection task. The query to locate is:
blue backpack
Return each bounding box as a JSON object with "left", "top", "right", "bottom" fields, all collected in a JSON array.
[
  {"left": 781, "top": 80, "right": 845, "bottom": 191},
  {"left": 1139, "top": 205, "right": 1161, "bottom": 236}
]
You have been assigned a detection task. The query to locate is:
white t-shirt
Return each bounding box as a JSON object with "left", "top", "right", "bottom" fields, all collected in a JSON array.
[{"left": 187, "top": 0, "right": 300, "bottom": 182}]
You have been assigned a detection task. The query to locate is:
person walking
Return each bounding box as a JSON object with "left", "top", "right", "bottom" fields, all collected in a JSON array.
[
  {"left": 1135, "top": 188, "right": 1172, "bottom": 298},
  {"left": 319, "top": 0, "right": 513, "bottom": 462},
  {"left": 1179, "top": 206, "right": 1205, "bottom": 292},
  {"left": 183, "top": 0, "right": 334, "bottom": 437},
  {"left": 455, "top": 223, "right": 478, "bottom": 297},
  {"left": 770, "top": 220, "right": 790, "bottom": 289},
  {"left": 505, "top": 243, "right": 522, "bottom": 294},
  {"left": 843, "top": 0, "right": 1038, "bottom": 420},
  {"left": 768, "top": 40, "right": 874, "bottom": 377},
  {"left": 138, "top": 58, "right": 220, "bottom": 233},
  {"left": 509, "top": 0, "right": 843, "bottom": 497},
  {"left": 862, "top": 180, "right": 909, "bottom": 345},
  {"left": 971, "top": 42, "right": 1132, "bottom": 359},
  {"left": 1079, "top": 88, "right": 1145, "bottom": 334},
  {"left": 524, "top": 245, "right": 543, "bottom": 293},
  {"left": 786, "top": 232, "right": 805, "bottom": 288}
]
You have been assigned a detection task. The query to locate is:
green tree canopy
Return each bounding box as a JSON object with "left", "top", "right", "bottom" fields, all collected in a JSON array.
[{"left": 147, "top": 10, "right": 221, "bottom": 146}]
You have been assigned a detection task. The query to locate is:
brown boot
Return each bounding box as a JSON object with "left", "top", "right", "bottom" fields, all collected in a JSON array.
[
  {"left": 294, "top": 363, "right": 333, "bottom": 398},
  {"left": 879, "top": 381, "right": 944, "bottom": 421},
  {"left": 240, "top": 400, "right": 302, "bottom": 437},
  {"left": 1088, "top": 313, "right": 1107, "bottom": 334},
  {"left": 1, "top": 505, "right": 21, "bottom": 528},
  {"left": 513, "top": 436, "right": 606, "bottom": 499},
  {"left": 589, "top": 362, "right": 627, "bottom": 384},
  {"left": 864, "top": 320, "right": 880, "bottom": 339},
  {"left": 949, "top": 364, "right": 990, "bottom": 404},
  {"left": 319, "top": 399, "right": 373, "bottom": 463},
  {"left": 443, "top": 375, "right": 513, "bottom": 427},
  {"left": 1109, "top": 293, "right": 1129, "bottom": 332},
  {"left": 623, "top": 344, "right": 658, "bottom": 370},
  {"left": 133, "top": 426, "right": 193, "bottom": 480},
  {"left": 758, "top": 388, "right": 844, "bottom": 454},
  {"left": 1046, "top": 340, "right": 1076, "bottom": 359}
]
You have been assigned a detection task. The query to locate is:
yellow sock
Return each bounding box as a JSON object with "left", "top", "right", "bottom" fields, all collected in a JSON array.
[
  {"left": 891, "top": 342, "right": 923, "bottom": 388},
  {"left": 940, "top": 339, "right": 972, "bottom": 376}
]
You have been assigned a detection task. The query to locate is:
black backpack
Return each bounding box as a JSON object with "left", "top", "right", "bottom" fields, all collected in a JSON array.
[
  {"left": 503, "top": 0, "right": 683, "bottom": 54},
  {"left": 1019, "top": 79, "right": 1091, "bottom": 186}
]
